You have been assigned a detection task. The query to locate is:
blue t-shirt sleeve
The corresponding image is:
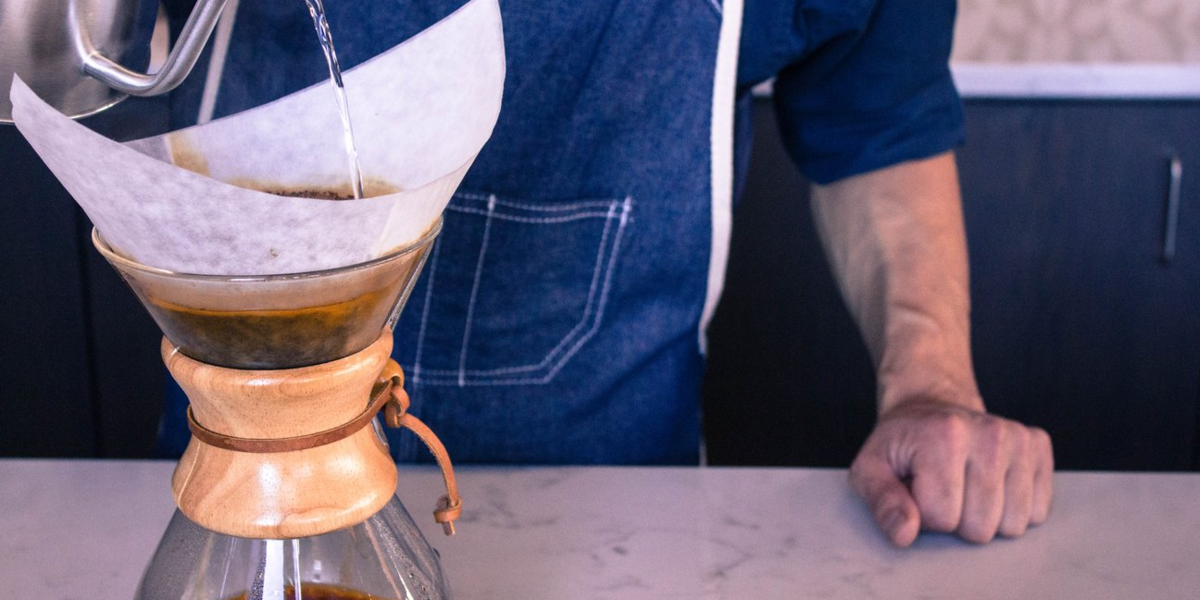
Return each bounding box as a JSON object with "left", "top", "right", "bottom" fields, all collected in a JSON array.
[{"left": 767, "top": 0, "right": 964, "bottom": 184}]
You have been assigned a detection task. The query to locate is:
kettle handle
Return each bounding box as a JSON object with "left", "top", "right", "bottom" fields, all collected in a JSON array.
[{"left": 75, "top": 0, "right": 229, "bottom": 97}]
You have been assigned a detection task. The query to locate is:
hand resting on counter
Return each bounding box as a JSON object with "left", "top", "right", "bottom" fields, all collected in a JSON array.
[{"left": 850, "top": 399, "right": 1054, "bottom": 547}]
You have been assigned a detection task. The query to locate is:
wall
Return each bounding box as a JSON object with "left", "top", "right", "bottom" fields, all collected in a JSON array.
[{"left": 954, "top": 0, "right": 1200, "bottom": 63}]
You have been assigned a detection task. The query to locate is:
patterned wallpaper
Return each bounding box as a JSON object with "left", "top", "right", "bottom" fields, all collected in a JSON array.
[{"left": 953, "top": 0, "right": 1200, "bottom": 63}]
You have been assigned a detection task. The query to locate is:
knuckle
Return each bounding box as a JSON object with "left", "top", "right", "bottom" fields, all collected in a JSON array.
[
  {"left": 958, "top": 519, "right": 997, "bottom": 544},
  {"left": 932, "top": 411, "right": 969, "bottom": 440},
  {"left": 874, "top": 497, "right": 909, "bottom": 523},
  {"left": 973, "top": 430, "right": 1008, "bottom": 472},
  {"left": 919, "top": 502, "right": 961, "bottom": 532},
  {"left": 969, "top": 530, "right": 997, "bottom": 544},
  {"left": 998, "top": 510, "right": 1031, "bottom": 538},
  {"left": 1030, "top": 427, "right": 1056, "bottom": 472},
  {"left": 1032, "top": 427, "right": 1054, "bottom": 454},
  {"left": 999, "top": 519, "right": 1029, "bottom": 538},
  {"left": 975, "top": 419, "right": 1029, "bottom": 472},
  {"left": 980, "top": 418, "right": 1009, "bottom": 448},
  {"left": 848, "top": 454, "right": 875, "bottom": 485},
  {"left": 1031, "top": 502, "right": 1052, "bottom": 524},
  {"left": 849, "top": 451, "right": 870, "bottom": 474},
  {"left": 1009, "top": 426, "right": 1031, "bottom": 455},
  {"left": 921, "top": 412, "right": 972, "bottom": 459}
]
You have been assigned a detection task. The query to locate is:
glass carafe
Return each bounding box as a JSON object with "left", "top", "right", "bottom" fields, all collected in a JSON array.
[{"left": 138, "top": 499, "right": 448, "bottom": 600}]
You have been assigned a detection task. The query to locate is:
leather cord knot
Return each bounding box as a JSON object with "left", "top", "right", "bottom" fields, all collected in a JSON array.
[
  {"left": 374, "top": 360, "right": 463, "bottom": 536},
  {"left": 186, "top": 359, "right": 463, "bottom": 536}
]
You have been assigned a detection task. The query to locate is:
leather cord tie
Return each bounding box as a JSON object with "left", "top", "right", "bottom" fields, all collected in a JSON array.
[{"left": 186, "top": 358, "right": 463, "bottom": 536}]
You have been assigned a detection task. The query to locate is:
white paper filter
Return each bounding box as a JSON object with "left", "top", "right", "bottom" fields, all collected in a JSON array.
[{"left": 11, "top": 0, "right": 504, "bottom": 275}]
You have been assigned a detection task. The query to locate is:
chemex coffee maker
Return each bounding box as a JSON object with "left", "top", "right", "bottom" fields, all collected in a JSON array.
[
  {"left": 95, "top": 221, "right": 461, "bottom": 600},
  {"left": 5, "top": 0, "right": 508, "bottom": 599}
]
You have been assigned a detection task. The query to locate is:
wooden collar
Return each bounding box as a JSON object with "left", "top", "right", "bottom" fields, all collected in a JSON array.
[{"left": 185, "top": 358, "right": 462, "bottom": 535}]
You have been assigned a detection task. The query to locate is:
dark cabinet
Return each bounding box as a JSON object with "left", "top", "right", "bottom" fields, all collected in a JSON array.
[
  {"left": 0, "top": 98, "right": 168, "bottom": 458},
  {"left": 960, "top": 101, "right": 1200, "bottom": 471},
  {"left": 0, "top": 125, "right": 97, "bottom": 457},
  {"left": 704, "top": 99, "right": 1200, "bottom": 471}
]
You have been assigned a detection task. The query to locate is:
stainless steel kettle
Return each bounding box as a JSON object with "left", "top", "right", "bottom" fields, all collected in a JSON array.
[{"left": 0, "top": 0, "right": 229, "bottom": 123}]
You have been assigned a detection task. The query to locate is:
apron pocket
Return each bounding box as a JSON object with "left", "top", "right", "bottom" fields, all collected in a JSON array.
[{"left": 395, "top": 191, "right": 633, "bottom": 386}]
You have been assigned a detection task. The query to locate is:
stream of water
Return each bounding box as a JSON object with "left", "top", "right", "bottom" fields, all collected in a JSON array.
[{"left": 303, "top": 0, "right": 365, "bottom": 199}]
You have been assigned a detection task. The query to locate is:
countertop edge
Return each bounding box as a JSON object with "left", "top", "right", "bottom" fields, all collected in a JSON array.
[
  {"left": 952, "top": 63, "right": 1200, "bottom": 100},
  {"left": 751, "top": 64, "right": 1200, "bottom": 100}
]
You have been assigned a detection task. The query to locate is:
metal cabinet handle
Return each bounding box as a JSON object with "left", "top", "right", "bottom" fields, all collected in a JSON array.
[{"left": 1162, "top": 155, "right": 1183, "bottom": 264}]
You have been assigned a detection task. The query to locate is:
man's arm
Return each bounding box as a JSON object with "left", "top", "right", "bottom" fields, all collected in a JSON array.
[{"left": 809, "top": 151, "right": 1053, "bottom": 547}]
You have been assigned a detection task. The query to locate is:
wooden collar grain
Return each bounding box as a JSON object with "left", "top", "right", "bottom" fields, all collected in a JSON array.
[
  {"left": 184, "top": 358, "right": 463, "bottom": 535},
  {"left": 185, "top": 372, "right": 398, "bottom": 454}
]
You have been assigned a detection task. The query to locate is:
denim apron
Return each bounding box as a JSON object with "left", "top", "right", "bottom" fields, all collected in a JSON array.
[{"left": 161, "top": 0, "right": 743, "bottom": 465}]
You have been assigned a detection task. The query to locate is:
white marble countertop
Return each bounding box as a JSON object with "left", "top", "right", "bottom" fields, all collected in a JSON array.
[{"left": 2, "top": 460, "right": 1199, "bottom": 599}]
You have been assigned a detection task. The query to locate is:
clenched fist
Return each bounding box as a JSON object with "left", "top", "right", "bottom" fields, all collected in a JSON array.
[{"left": 849, "top": 400, "right": 1054, "bottom": 547}]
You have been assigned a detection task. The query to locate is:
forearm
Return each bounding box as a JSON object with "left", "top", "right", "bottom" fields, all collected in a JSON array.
[
  {"left": 810, "top": 152, "right": 982, "bottom": 415},
  {"left": 817, "top": 153, "right": 1054, "bottom": 546}
]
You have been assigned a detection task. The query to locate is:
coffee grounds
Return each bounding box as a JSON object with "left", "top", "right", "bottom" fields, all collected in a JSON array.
[{"left": 273, "top": 189, "right": 355, "bottom": 201}]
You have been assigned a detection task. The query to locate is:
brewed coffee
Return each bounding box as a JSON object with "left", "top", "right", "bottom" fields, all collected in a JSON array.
[
  {"left": 227, "top": 583, "right": 388, "bottom": 600},
  {"left": 148, "top": 287, "right": 393, "bottom": 369}
]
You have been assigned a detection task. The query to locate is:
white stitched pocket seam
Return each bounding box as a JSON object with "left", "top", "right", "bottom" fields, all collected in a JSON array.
[{"left": 405, "top": 195, "right": 633, "bottom": 386}]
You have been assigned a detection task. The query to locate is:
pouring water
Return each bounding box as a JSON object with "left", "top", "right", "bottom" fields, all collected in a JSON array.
[{"left": 304, "top": 0, "right": 365, "bottom": 199}]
